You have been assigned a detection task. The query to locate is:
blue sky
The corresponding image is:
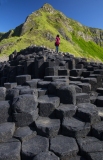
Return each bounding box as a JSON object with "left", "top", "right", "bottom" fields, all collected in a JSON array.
[{"left": 0, "top": 0, "right": 103, "bottom": 32}]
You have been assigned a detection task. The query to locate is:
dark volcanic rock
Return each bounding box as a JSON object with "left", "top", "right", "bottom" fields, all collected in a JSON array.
[
  {"left": 69, "top": 156, "right": 87, "bottom": 160},
  {"left": 23, "top": 79, "right": 41, "bottom": 88},
  {"left": 62, "top": 117, "right": 91, "bottom": 138},
  {"left": 0, "top": 101, "right": 11, "bottom": 124},
  {"left": 35, "top": 117, "right": 60, "bottom": 137},
  {"left": 19, "top": 88, "right": 38, "bottom": 97},
  {"left": 50, "top": 135, "right": 79, "bottom": 159},
  {"left": 12, "top": 94, "right": 38, "bottom": 126},
  {"left": 57, "top": 85, "right": 76, "bottom": 105},
  {"left": 22, "top": 135, "right": 49, "bottom": 159},
  {"left": 77, "top": 136, "right": 103, "bottom": 158},
  {"left": 0, "top": 87, "right": 6, "bottom": 101},
  {"left": 0, "top": 122, "right": 15, "bottom": 142},
  {"left": 33, "top": 151, "right": 60, "bottom": 160},
  {"left": 38, "top": 95, "right": 60, "bottom": 117},
  {"left": 92, "top": 121, "right": 103, "bottom": 140},
  {"left": 14, "top": 126, "right": 37, "bottom": 142},
  {"left": 6, "top": 88, "right": 19, "bottom": 101},
  {"left": 16, "top": 75, "right": 31, "bottom": 85},
  {"left": 0, "top": 141, "right": 21, "bottom": 160},
  {"left": 4, "top": 82, "right": 17, "bottom": 89},
  {"left": 76, "top": 93, "right": 90, "bottom": 104},
  {"left": 56, "top": 103, "right": 77, "bottom": 120},
  {"left": 1, "top": 46, "right": 103, "bottom": 160},
  {"left": 77, "top": 103, "right": 100, "bottom": 124}
]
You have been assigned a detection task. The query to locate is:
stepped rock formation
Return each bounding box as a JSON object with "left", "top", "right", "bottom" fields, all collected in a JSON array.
[
  {"left": 0, "top": 3, "right": 103, "bottom": 61},
  {"left": 0, "top": 46, "right": 103, "bottom": 159}
]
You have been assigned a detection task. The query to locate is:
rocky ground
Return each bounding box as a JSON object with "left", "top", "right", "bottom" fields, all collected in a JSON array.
[{"left": 0, "top": 46, "right": 103, "bottom": 160}]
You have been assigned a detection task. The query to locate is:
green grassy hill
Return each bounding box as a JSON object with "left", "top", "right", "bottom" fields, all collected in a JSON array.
[{"left": 0, "top": 3, "right": 103, "bottom": 62}]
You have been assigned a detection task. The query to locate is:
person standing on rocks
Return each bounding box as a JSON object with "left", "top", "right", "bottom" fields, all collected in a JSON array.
[{"left": 55, "top": 34, "right": 60, "bottom": 53}]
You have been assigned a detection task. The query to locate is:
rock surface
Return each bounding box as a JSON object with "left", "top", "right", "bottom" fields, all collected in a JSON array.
[{"left": 0, "top": 46, "right": 103, "bottom": 159}]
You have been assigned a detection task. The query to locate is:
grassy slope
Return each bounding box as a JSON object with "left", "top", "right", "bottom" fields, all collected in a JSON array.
[{"left": 0, "top": 4, "right": 103, "bottom": 62}]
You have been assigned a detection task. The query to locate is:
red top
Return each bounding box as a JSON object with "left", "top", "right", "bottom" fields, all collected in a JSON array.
[{"left": 55, "top": 37, "right": 60, "bottom": 46}]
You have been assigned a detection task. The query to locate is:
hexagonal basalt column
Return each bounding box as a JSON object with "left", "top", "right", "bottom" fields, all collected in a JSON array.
[
  {"left": 35, "top": 117, "right": 60, "bottom": 138},
  {"left": 62, "top": 117, "right": 91, "bottom": 138},
  {"left": 50, "top": 135, "right": 79, "bottom": 160}
]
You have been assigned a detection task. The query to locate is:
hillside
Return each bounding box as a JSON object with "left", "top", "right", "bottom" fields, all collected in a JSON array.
[{"left": 0, "top": 3, "right": 103, "bottom": 62}]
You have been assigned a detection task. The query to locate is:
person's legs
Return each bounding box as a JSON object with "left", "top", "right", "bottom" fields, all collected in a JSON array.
[{"left": 56, "top": 46, "right": 59, "bottom": 53}]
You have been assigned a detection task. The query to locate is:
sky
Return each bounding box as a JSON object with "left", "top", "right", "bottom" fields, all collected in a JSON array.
[{"left": 0, "top": 0, "right": 103, "bottom": 32}]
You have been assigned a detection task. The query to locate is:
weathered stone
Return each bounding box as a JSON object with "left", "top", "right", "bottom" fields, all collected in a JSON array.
[
  {"left": 16, "top": 75, "right": 31, "bottom": 85},
  {"left": 19, "top": 88, "right": 38, "bottom": 97},
  {"left": 12, "top": 94, "right": 38, "bottom": 126},
  {"left": 23, "top": 79, "right": 41, "bottom": 88},
  {"left": 33, "top": 151, "right": 60, "bottom": 160},
  {"left": 12, "top": 94, "right": 38, "bottom": 112},
  {"left": 22, "top": 135, "right": 49, "bottom": 159},
  {"left": 76, "top": 93, "right": 90, "bottom": 104},
  {"left": 69, "top": 156, "right": 87, "bottom": 160},
  {"left": 37, "top": 80, "right": 51, "bottom": 88},
  {"left": 77, "top": 137, "right": 103, "bottom": 157},
  {"left": 56, "top": 104, "right": 77, "bottom": 120},
  {"left": 44, "top": 76, "right": 69, "bottom": 81},
  {"left": 0, "top": 122, "right": 15, "bottom": 142},
  {"left": 50, "top": 135, "right": 79, "bottom": 160},
  {"left": 37, "top": 88, "right": 48, "bottom": 97},
  {"left": 6, "top": 88, "right": 19, "bottom": 101},
  {"left": 38, "top": 95, "right": 60, "bottom": 117},
  {"left": 70, "top": 69, "right": 85, "bottom": 77},
  {"left": 14, "top": 126, "right": 37, "bottom": 142},
  {"left": 45, "top": 67, "right": 58, "bottom": 76},
  {"left": 97, "top": 107, "right": 103, "bottom": 120},
  {"left": 62, "top": 117, "right": 91, "bottom": 138},
  {"left": 82, "top": 71, "right": 90, "bottom": 77},
  {"left": 0, "top": 141, "right": 21, "bottom": 160},
  {"left": 96, "top": 87, "right": 103, "bottom": 95},
  {"left": 57, "top": 85, "right": 76, "bottom": 105},
  {"left": 58, "top": 69, "right": 69, "bottom": 76},
  {"left": 87, "top": 152, "right": 103, "bottom": 160},
  {"left": 69, "top": 76, "right": 81, "bottom": 81},
  {"left": 77, "top": 83, "right": 91, "bottom": 93},
  {"left": 13, "top": 108, "right": 38, "bottom": 127},
  {"left": 77, "top": 103, "right": 100, "bottom": 124},
  {"left": 0, "top": 87, "right": 6, "bottom": 101},
  {"left": 92, "top": 121, "right": 103, "bottom": 140},
  {"left": 48, "top": 81, "right": 66, "bottom": 95},
  {"left": 54, "top": 78, "right": 69, "bottom": 84},
  {"left": 0, "top": 101, "right": 11, "bottom": 124},
  {"left": 4, "top": 82, "right": 17, "bottom": 89},
  {"left": 73, "top": 85, "right": 82, "bottom": 93},
  {"left": 35, "top": 117, "right": 60, "bottom": 137},
  {"left": 81, "top": 78, "right": 97, "bottom": 91},
  {"left": 96, "top": 96, "right": 103, "bottom": 107}
]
